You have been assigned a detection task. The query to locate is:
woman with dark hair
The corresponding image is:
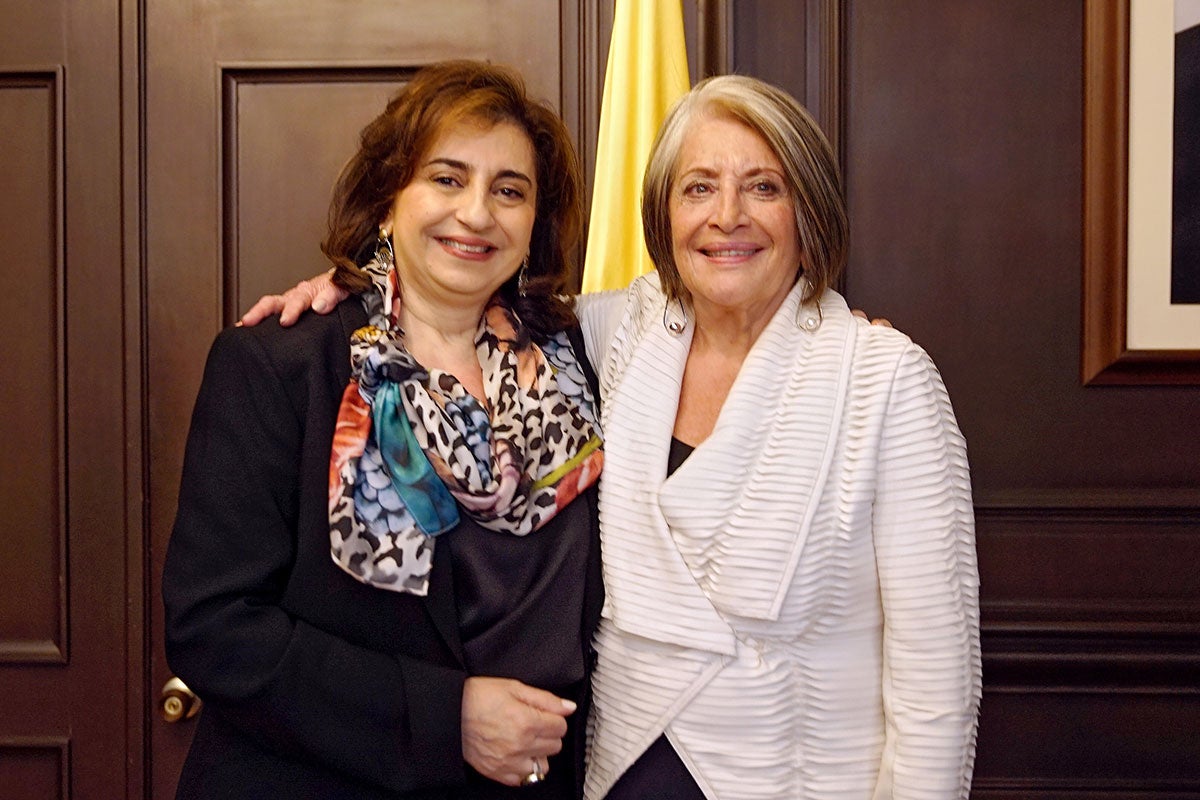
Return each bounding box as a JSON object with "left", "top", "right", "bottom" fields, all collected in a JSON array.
[{"left": 163, "top": 60, "right": 604, "bottom": 799}]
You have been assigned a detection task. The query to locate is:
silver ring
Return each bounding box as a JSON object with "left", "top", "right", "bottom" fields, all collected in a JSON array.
[{"left": 520, "top": 758, "right": 546, "bottom": 787}]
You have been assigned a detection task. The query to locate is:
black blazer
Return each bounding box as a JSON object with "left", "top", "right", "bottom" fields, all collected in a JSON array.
[{"left": 163, "top": 299, "right": 603, "bottom": 799}]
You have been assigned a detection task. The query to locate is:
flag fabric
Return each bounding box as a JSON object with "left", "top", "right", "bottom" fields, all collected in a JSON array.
[{"left": 581, "top": 0, "right": 690, "bottom": 293}]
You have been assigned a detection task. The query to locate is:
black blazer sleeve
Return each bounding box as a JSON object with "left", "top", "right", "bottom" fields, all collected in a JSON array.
[{"left": 163, "top": 314, "right": 469, "bottom": 794}]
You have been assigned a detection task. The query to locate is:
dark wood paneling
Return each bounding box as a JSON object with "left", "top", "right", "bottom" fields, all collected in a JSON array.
[
  {"left": 730, "top": 0, "right": 844, "bottom": 162},
  {"left": 0, "top": 739, "right": 70, "bottom": 799},
  {"left": 974, "top": 691, "right": 1200, "bottom": 795},
  {"left": 837, "top": 0, "right": 1200, "bottom": 491},
  {"left": 0, "top": 0, "right": 137, "bottom": 795},
  {"left": 0, "top": 71, "right": 66, "bottom": 665},
  {"left": 977, "top": 499, "right": 1200, "bottom": 627},
  {"left": 222, "top": 69, "right": 409, "bottom": 324},
  {"left": 976, "top": 496, "right": 1200, "bottom": 790}
]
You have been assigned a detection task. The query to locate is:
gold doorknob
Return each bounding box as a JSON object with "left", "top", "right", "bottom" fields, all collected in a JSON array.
[{"left": 161, "top": 676, "right": 202, "bottom": 723}]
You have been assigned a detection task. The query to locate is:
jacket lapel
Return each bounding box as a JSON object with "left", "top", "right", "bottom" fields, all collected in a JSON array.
[
  {"left": 598, "top": 280, "right": 737, "bottom": 655},
  {"left": 658, "top": 286, "right": 856, "bottom": 622}
]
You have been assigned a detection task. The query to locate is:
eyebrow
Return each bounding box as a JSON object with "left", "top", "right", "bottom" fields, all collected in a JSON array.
[
  {"left": 426, "top": 157, "right": 534, "bottom": 186},
  {"left": 678, "top": 165, "right": 785, "bottom": 179}
]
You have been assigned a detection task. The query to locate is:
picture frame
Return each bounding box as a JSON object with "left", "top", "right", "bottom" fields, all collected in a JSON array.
[{"left": 1082, "top": 0, "right": 1200, "bottom": 384}]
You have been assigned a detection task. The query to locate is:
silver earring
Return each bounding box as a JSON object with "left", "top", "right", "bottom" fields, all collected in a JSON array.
[
  {"left": 375, "top": 227, "right": 395, "bottom": 268},
  {"left": 795, "top": 299, "right": 822, "bottom": 331},
  {"left": 663, "top": 297, "right": 687, "bottom": 335}
]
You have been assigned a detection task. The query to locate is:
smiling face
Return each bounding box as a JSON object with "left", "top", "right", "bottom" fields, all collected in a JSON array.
[
  {"left": 383, "top": 118, "right": 537, "bottom": 311},
  {"left": 667, "top": 113, "right": 803, "bottom": 323}
]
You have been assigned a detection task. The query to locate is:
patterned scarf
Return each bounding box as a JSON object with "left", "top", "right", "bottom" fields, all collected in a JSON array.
[{"left": 328, "top": 255, "right": 603, "bottom": 595}]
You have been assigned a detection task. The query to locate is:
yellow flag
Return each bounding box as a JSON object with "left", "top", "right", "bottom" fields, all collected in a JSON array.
[{"left": 582, "top": 0, "right": 690, "bottom": 293}]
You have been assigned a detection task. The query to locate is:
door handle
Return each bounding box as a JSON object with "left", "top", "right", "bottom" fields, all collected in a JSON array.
[{"left": 160, "top": 676, "right": 202, "bottom": 723}]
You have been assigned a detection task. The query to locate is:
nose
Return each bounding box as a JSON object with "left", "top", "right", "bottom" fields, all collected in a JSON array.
[
  {"left": 456, "top": 184, "right": 495, "bottom": 230},
  {"left": 710, "top": 185, "right": 746, "bottom": 231}
]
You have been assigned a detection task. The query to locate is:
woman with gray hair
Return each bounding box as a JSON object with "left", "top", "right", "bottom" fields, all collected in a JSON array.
[
  {"left": 248, "top": 73, "right": 980, "bottom": 799},
  {"left": 576, "top": 73, "right": 979, "bottom": 799}
]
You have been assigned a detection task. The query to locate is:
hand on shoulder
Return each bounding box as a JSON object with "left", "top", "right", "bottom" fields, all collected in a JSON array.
[
  {"left": 239, "top": 268, "right": 348, "bottom": 327},
  {"left": 851, "top": 308, "right": 892, "bottom": 328}
]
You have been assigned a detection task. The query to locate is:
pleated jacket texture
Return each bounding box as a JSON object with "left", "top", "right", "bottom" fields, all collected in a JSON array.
[{"left": 576, "top": 274, "right": 981, "bottom": 800}]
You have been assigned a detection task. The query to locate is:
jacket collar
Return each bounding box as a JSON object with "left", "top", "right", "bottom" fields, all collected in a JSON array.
[{"left": 597, "top": 276, "right": 856, "bottom": 653}]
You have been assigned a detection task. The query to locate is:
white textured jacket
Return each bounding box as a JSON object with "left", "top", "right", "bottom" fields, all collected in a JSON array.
[{"left": 577, "top": 274, "right": 980, "bottom": 800}]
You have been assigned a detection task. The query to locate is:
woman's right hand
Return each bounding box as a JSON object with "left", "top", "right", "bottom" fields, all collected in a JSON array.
[
  {"left": 238, "top": 268, "right": 348, "bottom": 327},
  {"left": 461, "top": 676, "right": 576, "bottom": 787}
]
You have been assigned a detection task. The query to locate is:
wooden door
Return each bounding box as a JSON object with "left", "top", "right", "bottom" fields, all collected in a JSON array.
[
  {"left": 0, "top": 0, "right": 141, "bottom": 798},
  {"left": 143, "top": 2, "right": 580, "bottom": 796}
]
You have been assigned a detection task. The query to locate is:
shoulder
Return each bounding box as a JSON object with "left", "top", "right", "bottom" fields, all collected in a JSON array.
[
  {"left": 205, "top": 298, "right": 364, "bottom": 387},
  {"left": 575, "top": 273, "right": 667, "bottom": 358},
  {"left": 575, "top": 277, "right": 640, "bottom": 371},
  {"left": 812, "top": 290, "right": 925, "bottom": 366},
  {"left": 807, "top": 291, "right": 951, "bottom": 405}
]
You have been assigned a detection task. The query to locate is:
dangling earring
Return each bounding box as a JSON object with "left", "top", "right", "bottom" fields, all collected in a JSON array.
[
  {"left": 663, "top": 297, "right": 688, "bottom": 335},
  {"left": 795, "top": 298, "right": 822, "bottom": 331},
  {"left": 518, "top": 254, "right": 530, "bottom": 296},
  {"left": 375, "top": 226, "right": 395, "bottom": 269}
]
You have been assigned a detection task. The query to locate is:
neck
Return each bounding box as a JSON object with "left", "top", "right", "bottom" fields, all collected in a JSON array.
[
  {"left": 397, "top": 292, "right": 489, "bottom": 364},
  {"left": 690, "top": 304, "right": 771, "bottom": 358},
  {"left": 688, "top": 281, "right": 797, "bottom": 357}
]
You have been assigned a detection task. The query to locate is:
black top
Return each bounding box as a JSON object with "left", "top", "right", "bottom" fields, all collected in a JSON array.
[{"left": 447, "top": 500, "right": 589, "bottom": 690}]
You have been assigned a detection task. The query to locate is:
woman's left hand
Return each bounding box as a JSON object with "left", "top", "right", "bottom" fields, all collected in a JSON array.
[
  {"left": 461, "top": 676, "right": 576, "bottom": 787},
  {"left": 851, "top": 308, "right": 892, "bottom": 327}
]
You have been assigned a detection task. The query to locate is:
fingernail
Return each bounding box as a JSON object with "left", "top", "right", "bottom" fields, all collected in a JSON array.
[{"left": 562, "top": 699, "right": 577, "bottom": 713}]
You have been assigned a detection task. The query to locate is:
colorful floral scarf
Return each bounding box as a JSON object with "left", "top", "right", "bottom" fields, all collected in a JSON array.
[{"left": 328, "top": 256, "right": 603, "bottom": 595}]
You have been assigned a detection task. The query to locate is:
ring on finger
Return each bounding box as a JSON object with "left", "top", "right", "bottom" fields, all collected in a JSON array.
[{"left": 520, "top": 757, "right": 547, "bottom": 787}]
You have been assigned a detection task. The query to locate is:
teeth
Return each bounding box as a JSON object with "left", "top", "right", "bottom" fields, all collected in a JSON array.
[
  {"left": 706, "top": 249, "right": 755, "bottom": 257},
  {"left": 441, "top": 239, "right": 490, "bottom": 254}
]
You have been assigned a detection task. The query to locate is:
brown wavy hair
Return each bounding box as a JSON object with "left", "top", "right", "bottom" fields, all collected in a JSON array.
[{"left": 321, "top": 60, "right": 583, "bottom": 336}]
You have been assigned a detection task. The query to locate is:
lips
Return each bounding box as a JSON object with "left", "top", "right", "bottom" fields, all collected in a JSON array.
[
  {"left": 438, "top": 237, "right": 494, "bottom": 255},
  {"left": 434, "top": 237, "right": 494, "bottom": 260},
  {"left": 699, "top": 243, "right": 761, "bottom": 259}
]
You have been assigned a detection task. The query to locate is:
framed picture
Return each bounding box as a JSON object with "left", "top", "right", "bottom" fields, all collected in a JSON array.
[{"left": 1083, "top": 0, "right": 1200, "bottom": 384}]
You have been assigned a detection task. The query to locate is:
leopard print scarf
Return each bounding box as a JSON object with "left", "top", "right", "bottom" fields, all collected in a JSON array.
[{"left": 328, "top": 256, "right": 603, "bottom": 595}]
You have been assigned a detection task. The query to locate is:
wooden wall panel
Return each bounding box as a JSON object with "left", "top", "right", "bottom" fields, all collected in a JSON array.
[
  {"left": 0, "top": 72, "right": 65, "bottom": 664},
  {"left": 973, "top": 692, "right": 1200, "bottom": 796},
  {"left": 977, "top": 501, "right": 1200, "bottom": 629},
  {"left": 0, "top": 739, "right": 70, "bottom": 800},
  {"left": 0, "top": 3, "right": 138, "bottom": 799},
  {"left": 223, "top": 70, "right": 408, "bottom": 323}
]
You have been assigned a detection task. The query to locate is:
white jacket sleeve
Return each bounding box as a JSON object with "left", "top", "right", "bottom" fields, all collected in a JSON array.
[{"left": 871, "top": 343, "right": 981, "bottom": 800}]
